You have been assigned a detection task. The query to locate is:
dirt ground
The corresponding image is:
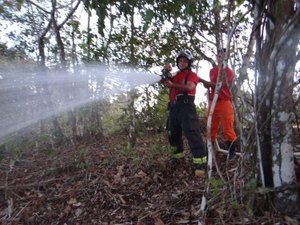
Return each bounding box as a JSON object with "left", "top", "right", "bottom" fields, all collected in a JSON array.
[{"left": 0, "top": 133, "right": 299, "bottom": 225}]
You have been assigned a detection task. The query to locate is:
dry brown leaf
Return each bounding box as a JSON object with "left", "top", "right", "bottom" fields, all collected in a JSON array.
[
  {"left": 114, "top": 165, "right": 125, "bottom": 183},
  {"left": 117, "top": 194, "right": 127, "bottom": 204},
  {"left": 137, "top": 170, "right": 147, "bottom": 178},
  {"left": 67, "top": 198, "right": 77, "bottom": 205},
  {"left": 137, "top": 220, "right": 144, "bottom": 225},
  {"left": 1, "top": 132, "right": 290, "bottom": 225},
  {"left": 63, "top": 205, "right": 72, "bottom": 216},
  {"left": 154, "top": 216, "right": 164, "bottom": 225},
  {"left": 284, "top": 215, "right": 298, "bottom": 225},
  {"left": 75, "top": 208, "right": 83, "bottom": 217}
]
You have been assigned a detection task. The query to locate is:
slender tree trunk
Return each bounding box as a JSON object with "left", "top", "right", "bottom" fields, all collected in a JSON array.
[
  {"left": 128, "top": 92, "right": 137, "bottom": 147},
  {"left": 90, "top": 103, "right": 103, "bottom": 136},
  {"left": 87, "top": 9, "right": 91, "bottom": 61},
  {"left": 126, "top": 5, "right": 137, "bottom": 147}
]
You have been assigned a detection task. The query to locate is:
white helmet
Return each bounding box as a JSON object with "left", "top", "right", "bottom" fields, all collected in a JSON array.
[{"left": 176, "top": 49, "right": 193, "bottom": 68}]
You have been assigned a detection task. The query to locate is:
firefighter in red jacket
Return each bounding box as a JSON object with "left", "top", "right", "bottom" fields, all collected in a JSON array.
[
  {"left": 163, "top": 50, "right": 207, "bottom": 176},
  {"left": 199, "top": 49, "right": 237, "bottom": 159}
]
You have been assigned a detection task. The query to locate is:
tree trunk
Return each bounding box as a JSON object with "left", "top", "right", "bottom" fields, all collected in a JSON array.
[
  {"left": 128, "top": 92, "right": 137, "bottom": 147},
  {"left": 270, "top": 18, "right": 299, "bottom": 214},
  {"left": 255, "top": 0, "right": 299, "bottom": 213},
  {"left": 90, "top": 103, "right": 103, "bottom": 136}
]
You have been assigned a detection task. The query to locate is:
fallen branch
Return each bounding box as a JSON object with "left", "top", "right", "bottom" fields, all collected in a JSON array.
[{"left": 0, "top": 177, "right": 70, "bottom": 190}]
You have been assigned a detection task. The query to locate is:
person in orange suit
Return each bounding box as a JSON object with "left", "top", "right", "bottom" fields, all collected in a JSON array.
[{"left": 199, "top": 48, "right": 237, "bottom": 159}]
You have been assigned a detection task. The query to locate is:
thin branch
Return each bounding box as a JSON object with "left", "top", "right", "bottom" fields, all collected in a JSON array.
[
  {"left": 57, "top": 0, "right": 82, "bottom": 30},
  {"left": 25, "top": 0, "right": 51, "bottom": 14}
]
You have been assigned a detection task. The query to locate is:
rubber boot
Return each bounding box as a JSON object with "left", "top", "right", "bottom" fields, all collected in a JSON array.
[{"left": 226, "top": 141, "right": 236, "bottom": 160}]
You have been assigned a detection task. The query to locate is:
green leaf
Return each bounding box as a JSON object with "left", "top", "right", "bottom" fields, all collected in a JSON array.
[
  {"left": 245, "top": 178, "right": 257, "bottom": 190},
  {"left": 16, "top": 0, "right": 24, "bottom": 11},
  {"left": 209, "top": 177, "right": 224, "bottom": 187},
  {"left": 231, "top": 201, "right": 239, "bottom": 210},
  {"left": 236, "top": 0, "right": 245, "bottom": 6},
  {"left": 67, "top": 20, "right": 80, "bottom": 29},
  {"left": 209, "top": 177, "right": 224, "bottom": 195},
  {"left": 143, "top": 22, "right": 150, "bottom": 33},
  {"left": 145, "top": 9, "right": 154, "bottom": 22}
]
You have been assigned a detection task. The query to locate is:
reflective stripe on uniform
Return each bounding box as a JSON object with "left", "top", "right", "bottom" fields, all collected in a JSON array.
[
  {"left": 193, "top": 157, "right": 207, "bottom": 165},
  {"left": 173, "top": 152, "right": 185, "bottom": 159}
]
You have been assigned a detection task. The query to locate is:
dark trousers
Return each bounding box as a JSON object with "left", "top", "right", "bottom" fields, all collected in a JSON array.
[{"left": 166, "top": 101, "right": 206, "bottom": 158}]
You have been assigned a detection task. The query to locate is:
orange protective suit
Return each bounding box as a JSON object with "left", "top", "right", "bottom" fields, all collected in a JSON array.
[
  {"left": 208, "top": 100, "right": 236, "bottom": 142},
  {"left": 207, "top": 66, "right": 237, "bottom": 142}
]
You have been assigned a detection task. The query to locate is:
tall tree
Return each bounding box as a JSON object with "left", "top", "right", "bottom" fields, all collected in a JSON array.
[{"left": 254, "top": 0, "right": 299, "bottom": 213}]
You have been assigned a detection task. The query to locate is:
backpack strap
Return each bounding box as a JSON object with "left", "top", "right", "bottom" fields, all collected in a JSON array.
[{"left": 183, "top": 70, "right": 191, "bottom": 95}]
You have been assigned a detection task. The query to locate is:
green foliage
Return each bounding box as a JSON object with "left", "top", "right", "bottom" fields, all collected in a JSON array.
[
  {"left": 50, "top": 129, "right": 65, "bottom": 142},
  {"left": 231, "top": 200, "right": 239, "bottom": 210},
  {"left": 71, "top": 147, "right": 91, "bottom": 169},
  {"left": 144, "top": 9, "right": 154, "bottom": 21},
  {"left": 79, "top": 0, "right": 216, "bottom": 67},
  {"left": 0, "top": 43, "right": 26, "bottom": 59},
  {"left": 148, "top": 133, "right": 172, "bottom": 158},
  {"left": 142, "top": 9, "right": 154, "bottom": 32},
  {"left": 101, "top": 99, "right": 131, "bottom": 135},
  {"left": 5, "top": 142, "right": 21, "bottom": 161},
  {"left": 16, "top": 0, "right": 24, "bottom": 10},
  {"left": 101, "top": 155, "right": 117, "bottom": 167},
  {"left": 67, "top": 20, "right": 80, "bottom": 30},
  {"left": 196, "top": 102, "right": 208, "bottom": 117},
  {"left": 3, "top": 138, "right": 32, "bottom": 163},
  {"left": 120, "top": 131, "right": 171, "bottom": 165},
  {"left": 0, "top": 0, "right": 254, "bottom": 73},
  {"left": 135, "top": 85, "right": 169, "bottom": 132},
  {"left": 236, "top": 0, "right": 245, "bottom": 6},
  {"left": 209, "top": 177, "right": 224, "bottom": 195},
  {"left": 122, "top": 142, "right": 136, "bottom": 158},
  {"left": 245, "top": 177, "right": 257, "bottom": 190}
]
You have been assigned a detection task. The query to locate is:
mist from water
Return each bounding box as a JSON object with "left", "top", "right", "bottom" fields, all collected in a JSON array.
[{"left": 0, "top": 64, "right": 161, "bottom": 143}]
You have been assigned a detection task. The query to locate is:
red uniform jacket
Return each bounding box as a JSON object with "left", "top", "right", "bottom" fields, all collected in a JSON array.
[
  {"left": 209, "top": 66, "right": 234, "bottom": 101},
  {"left": 169, "top": 70, "right": 199, "bottom": 101}
]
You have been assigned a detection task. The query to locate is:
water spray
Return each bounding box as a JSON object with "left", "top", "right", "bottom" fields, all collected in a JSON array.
[{"left": 0, "top": 64, "right": 161, "bottom": 144}]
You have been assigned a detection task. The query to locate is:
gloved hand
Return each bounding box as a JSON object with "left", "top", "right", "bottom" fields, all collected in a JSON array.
[{"left": 160, "top": 63, "right": 172, "bottom": 83}]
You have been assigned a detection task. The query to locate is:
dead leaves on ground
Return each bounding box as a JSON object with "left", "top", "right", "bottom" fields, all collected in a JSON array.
[{"left": 0, "top": 134, "right": 297, "bottom": 224}]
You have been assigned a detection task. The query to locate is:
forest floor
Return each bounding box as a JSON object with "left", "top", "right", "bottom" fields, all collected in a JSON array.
[{"left": 0, "top": 132, "right": 299, "bottom": 225}]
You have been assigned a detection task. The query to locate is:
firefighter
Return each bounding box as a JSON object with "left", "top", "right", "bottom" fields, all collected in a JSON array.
[
  {"left": 163, "top": 49, "right": 207, "bottom": 176},
  {"left": 199, "top": 48, "right": 237, "bottom": 159}
]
